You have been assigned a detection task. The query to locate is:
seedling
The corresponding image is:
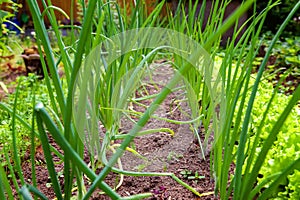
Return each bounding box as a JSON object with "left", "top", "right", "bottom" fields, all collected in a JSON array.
[
  {"left": 180, "top": 170, "right": 205, "bottom": 180},
  {"left": 167, "top": 151, "right": 183, "bottom": 162}
]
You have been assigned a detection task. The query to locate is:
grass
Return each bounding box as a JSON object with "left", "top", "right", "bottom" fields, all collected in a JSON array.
[{"left": 0, "top": 0, "right": 299, "bottom": 199}]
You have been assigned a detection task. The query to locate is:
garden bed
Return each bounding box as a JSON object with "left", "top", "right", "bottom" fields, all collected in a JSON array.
[
  {"left": 2, "top": 42, "right": 298, "bottom": 199},
  {"left": 16, "top": 63, "right": 218, "bottom": 199}
]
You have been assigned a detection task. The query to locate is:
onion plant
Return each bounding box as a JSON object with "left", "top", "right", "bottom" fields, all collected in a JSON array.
[{"left": 0, "top": 0, "right": 299, "bottom": 199}]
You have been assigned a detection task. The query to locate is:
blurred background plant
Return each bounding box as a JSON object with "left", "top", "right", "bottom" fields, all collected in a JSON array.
[
  {"left": 256, "top": 0, "right": 300, "bottom": 35},
  {"left": 0, "top": 0, "right": 23, "bottom": 56}
]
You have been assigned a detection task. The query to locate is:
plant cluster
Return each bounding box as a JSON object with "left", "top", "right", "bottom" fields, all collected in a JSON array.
[
  {"left": 255, "top": 91, "right": 300, "bottom": 199},
  {"left": 232, "top": 76, "right": 300, "bottom": 199},
  {"left": 0, "top": 75, "right": 52, "bottom": 164}
]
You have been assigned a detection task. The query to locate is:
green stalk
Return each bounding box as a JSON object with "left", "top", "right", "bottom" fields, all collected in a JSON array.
[
  {"left": 64, "top": 0, "right": 97, "bottom": 145},
  {"left": 34, "top": 103, "right": 121, "bottom": 199},
  {"left": 4, "top": 147, "right": 19, "bottom": 197},
  {"left": 83, "top": 50, "right": 203, "bottom": 198},
  {"left": 221, "top": 0, "right": 262, "bottom": 192},
  {"left": 41, "top": 5, "right": 69, "bottom": 19},
  {"left": 26, "top": 0, "right": 66, "bottom": 115},
  {"left": 42, "top": 0, "right": 73, "bottom": 83},
  {"left": 249, "top": 173, "right": 280, "bottom": 200},
  {"left": 221, "top": 26, "right": 258, "bottom": 196},
  {"left": 141, "top": 0, "right": 165, "bottom": 27},
  {"left": 214, "top": 1, "right": 274, "bottom": 196},
  {"left": 36, "top": 112, "right": 63, "bottom": 200},
  {"left": 217, "top": 20, "right": 256, "bottom": 195},
  {"left": 236, "top": 2, "right": 300, "bottom": 198},
  {"left": 121, "top": 193, "right": 153, "bottom": 200},
  {"left": 0, "top": 163, "right": 14, "bottom": 200},
  {"left": 35, "top": 39, "right": 59, "bottom": 115},
  {"left": 113, "top": 128, "right": 175, "bottom": 139},
  {"left": 204, "top": 0, "right": 255, "bottom": 50},
  {"left": 243, "top": 60, "right": 290, "bottom": 193},
  {"left": 0, "top": 169, "right": 6, "bottom": 200},
  {"left": 62, "top": 1, "right": 98, "bottom": 197},
  {"left": 0, "top": 103, "right": 63, "bottom": 160},
  {"left": 11, "top": 82, "right": 25, "bottom": 186},
  {"left": 19, "top": 185, "right": 33, "bottom": 200},
  {"left": 30, "top": 79, "right": 37, "bottom": 200},
  {"left": 21, "top": 185, "right": 48, "bottom": 200},
  {"left": 218, "top": 69, "right": 249, "bottom": 198},
  {"left": 245, "top": 84, "right": 300, "bottom": 198}
]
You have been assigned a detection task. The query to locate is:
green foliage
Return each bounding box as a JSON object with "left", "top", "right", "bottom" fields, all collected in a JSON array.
[
  {"left": 0, "top": 75, "right": 50, "bottom": 164},
  {"left": 214, "top": 2, "right": 300, "bottom": 199},
  {"left": 0, "top": 0, "right": 22, "bottom": 53},
  {"left": 284, "top": 170, "right": 300, "bottom": 199},
  {"left": 0, "top": 0, "right": 16, "bottom": 34},
  {"left": 255, "top": 33, "right": 300, "bottom": 94},
  {"left": 257, "top": 0, "right": 300, "bottom": 35},
  {"left": 248, "top": 80, "right": 300, "bottom": 199},
  {"left": 263, "top": 33, "right": 300, "bottom": 67},
  {"left": 230, "top": 33, "right": 299, "bottom": 198}
]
